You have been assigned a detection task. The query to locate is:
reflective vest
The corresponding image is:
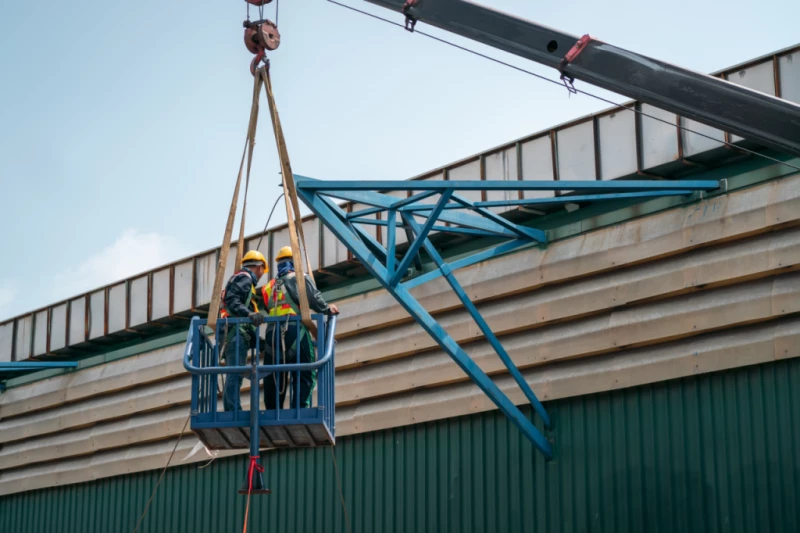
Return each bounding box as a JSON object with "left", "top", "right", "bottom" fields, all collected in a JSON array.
[
  {"left": 219, "top": 272, "right": 259, "bottom": 319},
  {"left": 261, "top": 277, "right": 296, "bottom": 317}
]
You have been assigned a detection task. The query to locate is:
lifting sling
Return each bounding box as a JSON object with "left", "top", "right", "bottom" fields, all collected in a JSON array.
[{"left": 206, "top": 65, "right": 317, "bottom": 337}]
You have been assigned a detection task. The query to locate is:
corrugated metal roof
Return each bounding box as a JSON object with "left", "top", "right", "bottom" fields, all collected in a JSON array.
[{"left": 2, "top": 356, "right": 799, "bottom": 533}]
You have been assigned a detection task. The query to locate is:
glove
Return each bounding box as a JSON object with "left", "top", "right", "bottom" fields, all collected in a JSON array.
[{"left": 248, "top": 312, "right": 264, "bottom": 327}]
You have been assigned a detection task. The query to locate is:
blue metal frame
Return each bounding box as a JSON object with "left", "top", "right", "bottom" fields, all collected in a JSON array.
[
  {"left": 295, "top": 174, "right": 720, "bottom": 460},
  {"left": 0, "top": 361, "right": 79, "bottom": 391}
]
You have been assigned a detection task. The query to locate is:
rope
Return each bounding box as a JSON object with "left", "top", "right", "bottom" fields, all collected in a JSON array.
[
  {"left": 330, "top": 446, "right": 353, "bottom": 533},
  {"left": 207, "top": 72, "right": 264, "bottom": 332},
  {"left": 255, "top": 192, "right": 284, "bottom": 252},
  {"left": 259, "top": 67, "right": 318, "bottom": 337},
  {"left": 241, "top": 455, "right": 265, "bottom": 533},
  {"left": 325, "top": 0, "right": 800, "bottom": 173},
  {"left": 131, "top": 413, "right": 191, "bottom": 533}
]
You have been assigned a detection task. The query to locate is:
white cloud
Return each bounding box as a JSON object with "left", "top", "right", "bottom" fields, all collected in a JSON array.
[
  {"left": 52, "top": 229, "right": 188, "bottom": 302},
  {"left": 0, "top": 283, "right": 15, "bottom": 310}
]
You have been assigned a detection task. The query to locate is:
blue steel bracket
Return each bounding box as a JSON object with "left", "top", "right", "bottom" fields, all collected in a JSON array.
[{"left": 294, "top": 174, "right": 719, "bottom": 460}]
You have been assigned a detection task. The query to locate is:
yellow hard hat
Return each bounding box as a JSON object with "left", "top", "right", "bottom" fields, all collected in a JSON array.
[
  {"left": 276, "top": 246, "right": 293, "bottom": 261},
  {"left": 242, "top": 250, "right": 267, "bottom": 269}
]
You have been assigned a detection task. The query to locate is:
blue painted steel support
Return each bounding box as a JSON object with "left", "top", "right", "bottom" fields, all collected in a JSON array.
[
  {"left": 298, "top": 186, "right": 554, "bottom": 459},
  {"left": 474, "top": 189, "right": 696, "bottom": 208},
  {"left": 390, "top": 190, "right": 453, "bottom": 286},
  {"left": 352, "top": 218, "right": 507, "bottom": 238},
  {"left": 451, "top": 193, "right": 546, "bottom": 242},
  {"left": 402, "top": 213, "right": 551, "bottom": 427},
  {"left": 292, "top": 174, "right": 724, "bottom": 460},
  {"left": 402, "top": 240, "right": 531, "bottom": 290},
  {"left": 296, "top": 176, "right": 720, "bottom": 192},
  {"left": 391, "top": 190, "right": 439, "bottom": 209},
  {"left": 347, "top": 205, "right": 386, "bottom": 219},
  {"left": 0, "top": 362, "right": 79, "bottom": 370},
  {"left": 300, "top": 182, "right": 522, "bottom": 238},
  {"left": 386, "top": 210, "right": 397, "bottom": 275}
]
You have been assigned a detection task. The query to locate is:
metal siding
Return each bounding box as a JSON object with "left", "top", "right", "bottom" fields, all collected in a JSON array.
[
  {"left": 173, "top": 261, "right": 193, "bottom": 312},
  {"left": 129, "top": 277, "right": 148, "bottom": 327},
  {"left": 597, "top": 110, "right": 637, "bottom": 179},
  {"left": 779, "top": 52, "right": 800, "bottom": 104},
  {"left": 68, "top": 298, "right": 86, "bottom": 345},
  {"left": 0, "top": 322, "right": 12, "bottom": 362},
  {"left": 49, "top": 304, "right": 67, "bottom": 352},
  {"left": 303, "top": 218, "right": 321, "bottom": 271},
  {"left": 151, "top": 269, "right": 170, "bottom": 320},
  {"left": 555, "top": 120, "right": 596, "bottom": 181},
  {"left": 322, "top": 222, "right": 348, "bottom": 267},
  {"left": 448, "top": 160, "right": 481, "bottom": 204},
  {"left": 88, "top": 291, "right": 105, "bottom": 339},
  {"left": 273, "top": 227, "right": 291, "bottom": 263},
  {"left": 222, "top": 244, "right": 238, "bottom": 285},
  {"left": 727, "top": 60, "right": 776, "bottom": 143},
  {"left": 640, "top": 104, "right": 679, "bottom": 169},
  {"left": 681, "top": 117, "right": 725, "bottom": 156},
  {"left": 484, "top": 148, "right": 518, "bottom": 213},
  {"left": 107, "top": 284, "right": 126, "bottom": 334},
  {"left": 2, "top": 358, "right": 799, "bottom": 533},
  {"left": 32, "top": 310, "right": 48, "bottom": 356},
  {"left": 519, "top": 136, "right": 554, "bottom": 199},
  {"left": 194, "top": 253, "right": 216, "bottom": 308}
]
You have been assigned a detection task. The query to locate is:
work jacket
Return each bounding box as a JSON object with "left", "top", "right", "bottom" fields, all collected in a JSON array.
[
  {"left": 219, "top": 268, "right": 260, "bottom": 333},
  {"left": 260, "top": 272, "right": 331, "bottom": 318}
]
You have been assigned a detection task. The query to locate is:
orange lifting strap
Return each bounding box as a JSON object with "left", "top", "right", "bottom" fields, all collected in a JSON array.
[{"left": 206, "top": 66, "right": 317, "bottom": 336}]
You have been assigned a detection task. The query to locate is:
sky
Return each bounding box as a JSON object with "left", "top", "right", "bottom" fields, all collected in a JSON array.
[{"left": 0, "top": 0, "right": 798, "bottom": 321}]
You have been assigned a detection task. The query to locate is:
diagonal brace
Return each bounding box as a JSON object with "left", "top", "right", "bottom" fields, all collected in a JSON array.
[
  {"left": 298, "top": 186, "right": 553, "bottom": 459},
  {"left": 402, "top": 213, "right": 551, "bottom": 428},
  {"left": 390, "top": 189, "right": 453, "bottom": 286}
]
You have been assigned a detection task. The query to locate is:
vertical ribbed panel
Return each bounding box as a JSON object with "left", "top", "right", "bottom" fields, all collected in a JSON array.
[{"left": 2, "top": 358, "right": 799, "bottom": 533}]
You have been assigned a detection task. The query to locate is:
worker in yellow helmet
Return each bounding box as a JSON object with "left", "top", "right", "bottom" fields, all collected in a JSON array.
[
  {"left": 219, "top": 249, "right": 267, "bottom": 412},
  {"left": 259, "top": 246, "right": 338, "bottom": 410}
]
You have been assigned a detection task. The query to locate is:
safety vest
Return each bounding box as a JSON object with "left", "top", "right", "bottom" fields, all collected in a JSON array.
[
  {"left": 219, "top": 271, "right": 259, "bottom": 319},
  {"left": 261, "top": 276, "right": 296, "bottom": 317}
]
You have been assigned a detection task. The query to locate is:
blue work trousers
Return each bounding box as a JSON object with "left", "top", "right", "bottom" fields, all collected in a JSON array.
[{"left": 222, "top": 328, "right": 254, "bottom": 412}]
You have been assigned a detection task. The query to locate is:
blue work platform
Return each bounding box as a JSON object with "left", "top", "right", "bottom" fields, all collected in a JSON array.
[{"left": 183, "top": 315, "right": 337, "bottom": 455}]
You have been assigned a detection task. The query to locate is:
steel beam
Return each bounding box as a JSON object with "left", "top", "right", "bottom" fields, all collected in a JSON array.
[
  {"left": 390, "top": 190, "right": 453, "bottom": 286},
  {"left": 402, "top": 240, "right": 531, "bottom": 290},
  {"left": 474, "top": 189, "right": 695, "bottom": 208},
  {"left": 402, "top": 213, "right": 550, "bottom": 427},
  {"left": 364, "top": 0, "right": 800, "bottom": 158},
  {"left": 297, "top": 178, "right": 720, "bottom": 192},
  {"left": 299, "top": 187, "right": 554, "bottom": 458}
]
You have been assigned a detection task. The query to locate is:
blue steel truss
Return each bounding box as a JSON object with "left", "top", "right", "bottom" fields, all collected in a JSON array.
[{"left": 295, "top": 175, "right": 720, "bottom": 460}]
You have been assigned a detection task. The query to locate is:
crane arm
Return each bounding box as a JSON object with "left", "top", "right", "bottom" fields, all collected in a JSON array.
[{"left": 365, "top": 0, "right": 800, "bottom": 159}]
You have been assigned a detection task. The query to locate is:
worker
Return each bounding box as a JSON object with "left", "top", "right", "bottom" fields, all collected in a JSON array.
[
  {"left": 259, "top": 246, "right": 339, "bottom": 410},
  {"left": 219, "top": 250, "right": 267, "bottom": 412}
]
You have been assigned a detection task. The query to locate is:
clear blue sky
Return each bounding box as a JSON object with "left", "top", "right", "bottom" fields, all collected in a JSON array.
[{"left": 0, "top": 0, "right": 797, "bottom": 320}]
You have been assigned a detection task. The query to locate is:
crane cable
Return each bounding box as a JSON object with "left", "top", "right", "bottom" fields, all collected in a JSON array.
[{"left": 325, "top": 0, "right": 800, "bottom": 174}]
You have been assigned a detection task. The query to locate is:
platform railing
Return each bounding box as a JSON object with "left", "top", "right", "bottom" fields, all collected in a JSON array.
[{"left": 183, "top": 313, "right": 337, "bottom": 449}]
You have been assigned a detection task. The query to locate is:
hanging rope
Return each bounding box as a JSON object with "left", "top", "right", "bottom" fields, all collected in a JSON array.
[
  {"left": 207, "top": 72, "right": 264, "bottom": 332},
  {"left": 131, "top": 413, "right": 191, "bottom": 533},
  {"left": 330, "top": 446, "right": 353, "bottom": 533},
  {"left": 259, "top": 67, "right": 318, "bottom": 335}
]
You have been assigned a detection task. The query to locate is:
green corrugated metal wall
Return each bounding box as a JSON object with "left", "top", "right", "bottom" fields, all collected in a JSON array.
[{"left": 3, "top": 357, "right": 800, "bottom": 533}]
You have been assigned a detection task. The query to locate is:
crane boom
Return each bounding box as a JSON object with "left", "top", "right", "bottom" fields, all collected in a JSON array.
[{"left": 365, "top": 0, "right": 800, "bottom": 159}]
